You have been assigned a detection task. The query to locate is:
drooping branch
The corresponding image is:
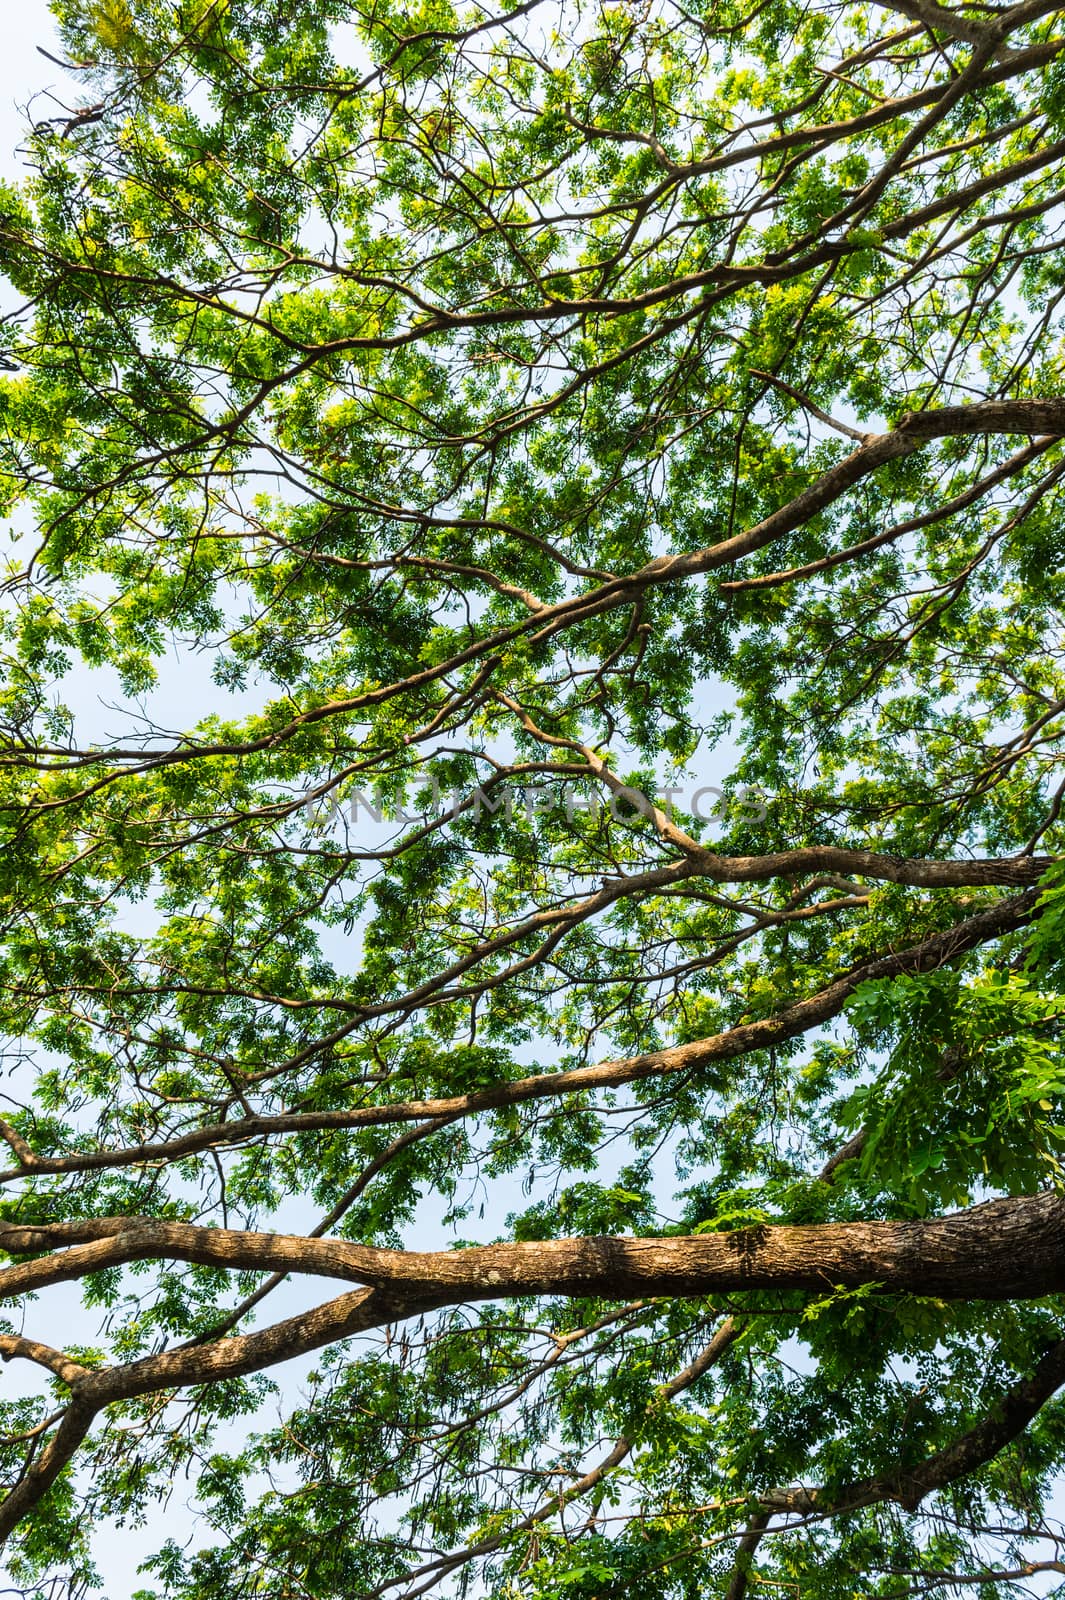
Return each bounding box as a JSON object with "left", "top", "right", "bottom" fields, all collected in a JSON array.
[
  {"left": 763, "top": 1336, "right": 1065, "bottom": 1517},
  {"left": 0, "top": 1396, "right": 97, "bottom": 1545},
  {"left": 0, "top": 1285, "right": 419, "bottom": 1544}
]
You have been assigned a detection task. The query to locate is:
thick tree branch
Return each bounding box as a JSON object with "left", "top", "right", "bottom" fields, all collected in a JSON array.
[
  {"left": 0, "top": 1397, "right": 97, "bottom": 1544},
  {"left": 871, "top": 0, "right": 1000, "bottom": 47},
  {"left": 725, "top": 1511, "right": 773, "bottom": 1600},
  {"left": 1, "top": 1192, "right": 1062, "bottom": 1305},
  {"left": 0, "top": 1198, "right": 1058, "bottom": 1552}
]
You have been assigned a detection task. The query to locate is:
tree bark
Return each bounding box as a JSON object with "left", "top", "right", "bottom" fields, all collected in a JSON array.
[{"left": 3, "top": 1192, "right": 1062, "bottom": 1308}]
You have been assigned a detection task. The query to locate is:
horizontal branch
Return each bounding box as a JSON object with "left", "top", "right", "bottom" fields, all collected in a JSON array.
[
  {"left": 0, "top": 1202, "right": 1056, "bottom": 1559},
  {"left": 871, "top": 0, "right": 1000, "bottom": 46},
  {"left": 2, "top": 1192, "right": 1062, "bottom": 1306},
  {"left": 0, "top": 885, "right": 1038, "bottom": 1180},
  {"left": 688, "top": 847, "right": 1052, "bottom": 890},
  {"left": 0, "top": 1193, "right": 1059, "bottom": 1550}
]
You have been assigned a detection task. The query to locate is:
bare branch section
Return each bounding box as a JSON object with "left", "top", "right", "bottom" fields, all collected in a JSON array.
[
  {"left": 1, "top": 1191, "right": 1062, "bottom": 1305},
  {"left": 871, "top": 0, "right": 1002, "bottom": 48}
]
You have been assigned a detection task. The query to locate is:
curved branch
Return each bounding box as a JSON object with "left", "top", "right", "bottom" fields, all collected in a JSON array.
[
  {"left": 9, "top": 403, "right": 1065, "bottom": 795},
  {"left": 0, "top": 884, "right": 1038, "bottom": 1181},
  {"left": 763, "top": 1336, "right": 1065, "bottom": 1516}
]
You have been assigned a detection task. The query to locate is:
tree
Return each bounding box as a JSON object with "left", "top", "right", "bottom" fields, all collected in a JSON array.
[{"left": 0, "top": 0, "right": 1065, "bottom": 1592}]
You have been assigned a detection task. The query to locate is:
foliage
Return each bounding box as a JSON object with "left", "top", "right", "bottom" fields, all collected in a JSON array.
[{"left": 0, "top": 0, "right": 1063, "bottom": 1594}]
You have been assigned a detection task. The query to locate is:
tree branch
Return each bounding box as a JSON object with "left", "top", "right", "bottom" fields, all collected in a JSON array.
[
  {"left": 0, "top": 885, "right": 1038, "bottom": 1181},
  {"left": 764, "top": 1336, "right": 1065, "bottom": 1517},
  {"left": 1, "top": 1192, "right": 1062, "bottom": 1306}
]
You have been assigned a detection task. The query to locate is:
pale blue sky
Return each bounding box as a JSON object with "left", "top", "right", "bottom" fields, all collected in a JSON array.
[{"left": 0, "top": 2, "right": 65, "bottom": 170}]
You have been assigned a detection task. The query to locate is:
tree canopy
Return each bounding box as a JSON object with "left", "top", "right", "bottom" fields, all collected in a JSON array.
[{"left": 1, "top": 0, "right": 1065, "bottom": 1593}]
